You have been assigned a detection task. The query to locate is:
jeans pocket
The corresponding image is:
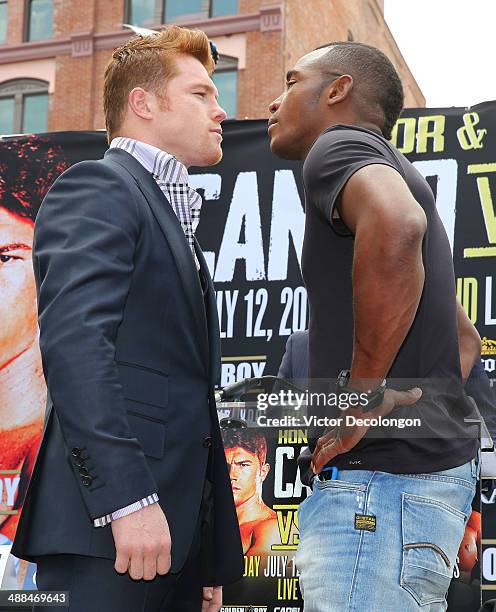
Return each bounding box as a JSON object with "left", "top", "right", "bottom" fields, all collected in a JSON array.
[{"left": 400, "top": 493, "right": 466, "bottom": 606}]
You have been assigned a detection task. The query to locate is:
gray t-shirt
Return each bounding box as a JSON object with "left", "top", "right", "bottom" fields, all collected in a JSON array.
[{"left": 300, "top": 124, "right": 478, "bottom": 474}]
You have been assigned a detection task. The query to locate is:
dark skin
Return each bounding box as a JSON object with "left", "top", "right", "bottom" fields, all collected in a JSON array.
[{"left": 268, "top": 48, "right": 481, "bottom": 473}]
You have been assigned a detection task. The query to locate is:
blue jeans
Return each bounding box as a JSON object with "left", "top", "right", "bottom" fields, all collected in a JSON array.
[{"left": 295, "top": 457, "right": 479, "bottom": 611}]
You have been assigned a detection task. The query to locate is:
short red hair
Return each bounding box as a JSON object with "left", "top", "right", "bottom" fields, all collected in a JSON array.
[{"left": 104, "top": 25, "right": 215, "bottom": 142}]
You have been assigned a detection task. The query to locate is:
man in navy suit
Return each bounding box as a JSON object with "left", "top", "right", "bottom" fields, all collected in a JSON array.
[{"left": 12, "top": 26, "right": 242, "bottom": 611}]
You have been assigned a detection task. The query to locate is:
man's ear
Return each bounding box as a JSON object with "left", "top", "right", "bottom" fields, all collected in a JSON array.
[
  {"left": 128, "top": 87, "right": 154, "bottom": 120},
  {"left": 327, "top": 74, "right": 354, "bottom": 106},
  {"left": 260, "top": 462, "right": 270, "bottom": 482}
]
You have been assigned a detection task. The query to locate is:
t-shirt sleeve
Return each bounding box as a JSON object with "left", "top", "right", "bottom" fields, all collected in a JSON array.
[{"left": 303, "top": 131, "right": 403, "bottom": 235}]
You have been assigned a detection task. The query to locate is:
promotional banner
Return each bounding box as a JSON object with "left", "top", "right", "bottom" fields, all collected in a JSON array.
[{"left": 1, "top": 104, "right": 495, "bottom": 609}]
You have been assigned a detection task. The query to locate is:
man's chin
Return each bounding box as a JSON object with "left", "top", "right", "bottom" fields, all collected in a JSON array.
[
  {"left": 196, "top": 148, "right": 223, "bottom": 167},
  {"left": 269, "top": 137, "right": 300, "bottom": 161}
]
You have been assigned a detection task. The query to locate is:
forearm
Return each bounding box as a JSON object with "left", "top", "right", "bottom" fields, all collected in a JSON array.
[{"left": 349, "top": 226, "right": 425, "bottom": 390}]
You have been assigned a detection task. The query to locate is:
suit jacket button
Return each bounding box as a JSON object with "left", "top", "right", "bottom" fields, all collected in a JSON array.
[
  {"left": 203, "top": 436, "right": 212, "bottom": 448},
  {"left": 81, "top": 475, "right": 92, "bottom": 487},
  {"left": 71, "top": 448, "right": 81, "bottom": 457},
  {"left": 79, "top": 467, "right": 89, "bottom": 477}
]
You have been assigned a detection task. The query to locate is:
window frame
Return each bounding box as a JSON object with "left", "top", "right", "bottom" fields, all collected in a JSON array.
[
  {"left": 163, "top": 0, "right": 207, "bottom": 24},
  {"left": 208, "top": 0, "right": 238, "bottom": 19},
  {"left": 0, "top": 78, "right": 49, "bottom": 134},
  {"left": 124, "top": 0, "right": 238, "bottom": 25},
  {"left": 24, "top": 0, "right": 54, "bottom": 42},
  {"left": 0, "top": 0, "right": 8, "bottom": 44},
  {"left": 212, "top": 54, "right": 238, "bottom": 118},
  {"left": 124, "top": 0, "right": 162, "bottom": 27}
]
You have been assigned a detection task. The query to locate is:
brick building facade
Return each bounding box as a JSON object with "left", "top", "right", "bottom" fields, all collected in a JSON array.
[{"left": 0, "top": 0, "right": 424, "bottom": 135}]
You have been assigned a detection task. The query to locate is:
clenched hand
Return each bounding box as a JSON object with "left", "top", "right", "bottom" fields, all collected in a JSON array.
[{"left": 112, "top": 503, "right": 171, "bottom": 580}]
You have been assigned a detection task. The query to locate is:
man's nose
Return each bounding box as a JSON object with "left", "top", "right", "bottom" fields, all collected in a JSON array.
[
  {"left": 214, "top": 101, "right": 227, "bottom": 122},
  {"left": 269, "top": 95, "right": 282, "bottom": 114}
]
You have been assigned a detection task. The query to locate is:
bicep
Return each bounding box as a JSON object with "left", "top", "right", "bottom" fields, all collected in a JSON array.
[{"left": 337, "top": 164, "right": 427, "bottom": 239}]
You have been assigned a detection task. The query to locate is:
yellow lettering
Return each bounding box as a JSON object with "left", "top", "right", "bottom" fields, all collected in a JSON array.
[
  {"left": 457, "top": 112, "right": 487, "bottom": 150},
  {"left": 278, "top": 429, "right": 308, "bottom": 444},
  {"left": 416, "top": 115, "right": 445, "bottom": 153},
  {"left": 273, "top": 506, "right": 299, "bottom": 551},
  {"left": 243, "top": 555, "right": 261, "bottom": 577},
  {"left": 390, "top": 117, "right": 416, "bottom": 153},
  {"left": 456, "top": 278, "right": 478, "bottom": 324},
  {"left": 464, "top": 164, "right": 496, "bottom": 258},
  {"left": 277, "top": 578, "right": 300, "bottom": 601}
]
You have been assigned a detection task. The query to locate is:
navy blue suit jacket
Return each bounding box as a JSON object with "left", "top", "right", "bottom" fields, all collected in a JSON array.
[{"left": 12, "top": 148, "right": 243, "bottom": 584}]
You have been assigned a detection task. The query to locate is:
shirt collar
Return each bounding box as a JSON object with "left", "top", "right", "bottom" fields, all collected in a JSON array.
[{"left": 109, "top": 137, "right": 189, "bottom": 184}]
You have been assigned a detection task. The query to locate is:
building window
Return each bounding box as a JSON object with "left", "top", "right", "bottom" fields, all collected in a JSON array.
[
  {"left": 0, "top": 0, "right": 7, "bottom": 44},
  {"left": 0, "top": 96, "right": 15, "bottom": 134},
  {"left": 22, "top": 93, "right": 49, "bottom": 133},
  {"left": 164, "top": 0, "right": 205, "bottom": 22},
  {"left": 210, "top": 0, "right": 237, "bottom": 17},
  {"left": 212, "top": 55, "right": 238, "bottom": 118},
  {"left": 26, "top": 0, "right": 53, "bottom": 42},
  {"left": 127, "top": 0, "right": 157, "bottom": 26},
  {"left": 126, "top": 0, "right": 238, "bottom": 25},
  {"left": 0, "top": 79, "right": 49, "bottom": 135}
]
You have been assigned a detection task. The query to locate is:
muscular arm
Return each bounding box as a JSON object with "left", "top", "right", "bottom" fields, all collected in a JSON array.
[
  {"left": 337, "top": 164, "right": 427, "bottom": 391},
  {"left": 457, "top": 300, "right": 482, "bottom": 381}
]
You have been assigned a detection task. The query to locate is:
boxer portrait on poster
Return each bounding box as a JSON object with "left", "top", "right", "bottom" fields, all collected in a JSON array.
[
  {"left": 221, "top": 428, "right": 281, "bottom": 556},
  {"left": 0, "top": 138, "right": 68, "bottom": 564}
]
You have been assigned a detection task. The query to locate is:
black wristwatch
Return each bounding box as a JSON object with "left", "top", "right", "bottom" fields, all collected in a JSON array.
[{"left": 336, "top": 370, "right": 387, "bottom": 413}]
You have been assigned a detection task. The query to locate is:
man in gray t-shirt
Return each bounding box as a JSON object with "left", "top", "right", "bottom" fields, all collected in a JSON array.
[{"left": 267, "top": 41, "right": 481, "bottom": 611}]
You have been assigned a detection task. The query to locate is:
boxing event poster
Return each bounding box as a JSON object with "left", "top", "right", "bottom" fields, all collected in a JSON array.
[
  {"left": 0, "top": 104, "right": 495, "bottom": 609},
  {"left": 217, "top": 420, "right": 308, "bottom": 611}
]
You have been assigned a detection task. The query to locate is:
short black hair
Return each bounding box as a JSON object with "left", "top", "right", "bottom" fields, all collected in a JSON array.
[
  {"left": 0, "top": 136, "right": 69, "bottom": 222},
  {"left": 221, "top": 428, "right": 268, "bottom": 466},
  {"left": 313, "top": 41, "right": 404, "bottom": 140}
]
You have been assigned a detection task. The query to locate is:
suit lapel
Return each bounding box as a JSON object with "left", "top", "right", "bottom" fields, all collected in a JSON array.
[
  {"left": 104, "top": 148, "right": 209, "bottom": 364},
  {"left": 194, "top": 238, "right": 221, "bottom": 386}
]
